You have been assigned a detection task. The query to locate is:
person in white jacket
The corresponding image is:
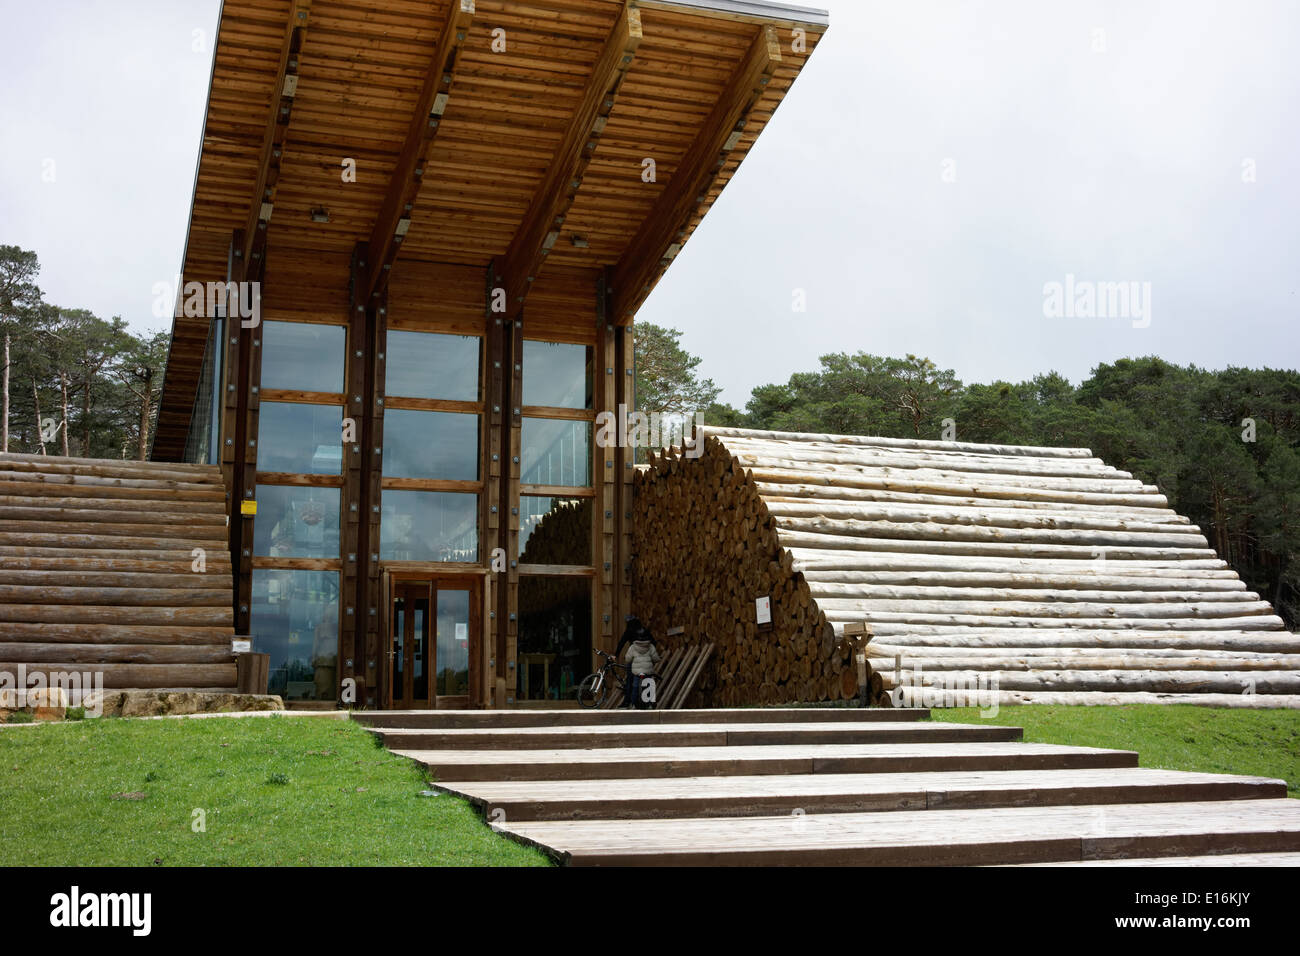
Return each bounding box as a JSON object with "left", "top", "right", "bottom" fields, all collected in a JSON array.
[{"left": 624, "top": 636, "right": 661, "bottom": 709}]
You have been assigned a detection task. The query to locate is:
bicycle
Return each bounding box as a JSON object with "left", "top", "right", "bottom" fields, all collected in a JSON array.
[{"left": 577, "top": 649, "right": 629, "bottom": 709}]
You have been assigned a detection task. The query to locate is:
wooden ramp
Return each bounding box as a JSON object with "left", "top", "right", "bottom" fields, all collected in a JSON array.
[
  {"left": 356, "top": 707, "right": 1300, "bottom": 866},
  {"left": 0, "top": 452, "right": 237, "bottom": 693}
]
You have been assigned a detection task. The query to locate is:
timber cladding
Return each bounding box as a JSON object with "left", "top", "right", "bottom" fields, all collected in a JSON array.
[{"left": 633, "top": 427, "right": 1300, "bottom": 708}]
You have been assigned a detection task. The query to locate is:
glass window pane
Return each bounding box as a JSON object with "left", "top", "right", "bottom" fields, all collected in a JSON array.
[
  {"left": 520, "top": 496, "right": 591, "bottom": 563},
  {"left": 411, "top": 595, "right": 430, "bottom": 701},
  {"left": 518, "top": 576, "right": 591, "bottom": 702},
  {"left": 380, "top": 489, "right": 478, "bottom": 562},
  {"left": 252, "top": 569, "right": 340, "bottom": 702},
  {"left": 382, "top": 409, "right": 479, "bottom": 480},
  {"left": 257, "top": 402, "right": 343, "bottom": 475},
  {"left": 386, "top": 331, "right": 479, "bottom": 401},
  {"left": 522, "top": 418, "right": 591, "bottom": 487},
  {"left": 522, "top": 341, "right": 592, "bottom": 409},
  {"left": 262, "top": 321, "right": 345, "bottom": 393},
  {"left": 253, "top": 485, "right": 340, "bottom": 559},
  {"left": 436, "top": 589, "right": 471, "bottom": 697}
]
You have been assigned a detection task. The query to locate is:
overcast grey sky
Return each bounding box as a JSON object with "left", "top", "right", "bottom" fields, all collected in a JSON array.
[{"left": 3, "top": 1, "right": 1297, "bottom": 408}]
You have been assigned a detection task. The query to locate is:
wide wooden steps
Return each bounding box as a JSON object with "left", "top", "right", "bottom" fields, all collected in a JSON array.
[
  {"left": 369, "top": 720, "right": 1023, "bottom": 751},
  {"left": 362, "top": 707, "right": 1300, "bottom": 866},
  {"left": 436, "top": 768, "right": 1285, "bottom": 821},
  {"left": 501, "top": 799, "right": 1300, "bottom": 866},
  {"left": 0, "top": 452, "right": 237, "bottom": 692},
  {"left": 391, "top": 741, "right": 1137, "bottom": 782},
  {"left": 353, "top": 707, "right": 925, "bottom": 729}
]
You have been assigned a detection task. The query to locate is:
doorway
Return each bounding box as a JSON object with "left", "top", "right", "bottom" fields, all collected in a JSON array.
[{"left": 387, "top": 577, "right": 479, "bottom": 709}]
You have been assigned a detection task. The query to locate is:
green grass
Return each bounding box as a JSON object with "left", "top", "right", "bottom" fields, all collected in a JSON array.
[
  {"left": 0, "top": 715, "right": 550, "bottom": 866},
  {"left": 929, "top": 705, "right": 1300, "bottom": 796}
]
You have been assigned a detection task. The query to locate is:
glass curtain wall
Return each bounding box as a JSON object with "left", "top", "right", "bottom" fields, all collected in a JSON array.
[
  {"left": 517, "top": 339, "right": 596, "bottom": 701},
  {"left": 249, "top": 320, "right": 346, "bottom": 702},
  {"left": 379, "top": 331, "right": 483, "bottom": 563}
]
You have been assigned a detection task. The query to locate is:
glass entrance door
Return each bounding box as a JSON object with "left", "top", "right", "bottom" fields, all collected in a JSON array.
[
  {"left": 388, "top": 578, "right": 479, "bottom": 709},
  {"left": 390, "top": 581, "right": 432, "bottom": 709},
  {"left": 435, "top": 588, "right": 471, "bottom": 700}
]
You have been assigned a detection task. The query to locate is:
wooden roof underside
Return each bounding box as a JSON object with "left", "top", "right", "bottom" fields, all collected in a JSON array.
[{"left": 154, "top": 0, "right": 826, "bottom": 460}]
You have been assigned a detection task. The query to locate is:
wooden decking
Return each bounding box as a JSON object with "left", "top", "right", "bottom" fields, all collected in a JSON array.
[{"left": 356, "top": 707, "right": 1300, "bottom": 865}]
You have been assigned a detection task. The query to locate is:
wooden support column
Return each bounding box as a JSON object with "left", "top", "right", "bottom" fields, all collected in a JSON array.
[
  {"left": 232, "top": 246, "right": 267, "bottom": 636},
  {"left": 349, "top": 244, "right": 387, "bottom": 708},
  {"left": 341, "top": 245, "right": 366, "bottom": 703},
  {"left": 485, "top": 268, "right": 522, "bottom": 707},
  {"left": 363, "top": 291, "right": 387, "bottom": 707},
  {"left": 485, "top": 263, "right": 506, "bottom": 707},
  {"left": 614, "top": 300, "right": 636, "bottom": 633},
  {"left": 220, "top": 230, "right": 248, "bottom": 631},
  {"left": 611, "top": 24, "right": 782, "bottom": 322},
  {"left": 594, "top": 270, "right": 618, "bottom": 655},
  {"left": 501, "top": 316, "right": 522, "bottom": 704}
]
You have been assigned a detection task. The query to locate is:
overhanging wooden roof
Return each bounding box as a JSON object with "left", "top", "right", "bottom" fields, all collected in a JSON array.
[{"left": 154, "top": 0, "right": 828, "bottom": 460}]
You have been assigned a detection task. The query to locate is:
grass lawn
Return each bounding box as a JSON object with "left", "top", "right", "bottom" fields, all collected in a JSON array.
[
  {"left": 929, "top": 705, "right": 1300, "bottom": 796},
  {"left": 0, "top": 715, "right": 549, "bottom": 867}
]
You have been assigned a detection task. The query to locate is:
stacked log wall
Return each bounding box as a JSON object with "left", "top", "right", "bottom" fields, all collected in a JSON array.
[{"left": 632, "top": 436, "right": 867, "bottom": 707}]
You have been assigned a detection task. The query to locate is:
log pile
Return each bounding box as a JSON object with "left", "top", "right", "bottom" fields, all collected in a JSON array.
[
  {"left": 520, "top": 498, "right": 591, "bottom": 566},
  {"left": 632, "top": 426, "right": 1300, "bottom": 708},
  {"left": 0, "top": 452, "right": 238, "bottom": 694},
  {"left": 632, "top": 436, "right": 878, "bottom": 707}
]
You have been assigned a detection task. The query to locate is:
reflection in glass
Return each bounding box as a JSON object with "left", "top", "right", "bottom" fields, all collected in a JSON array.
[
  {"left": 251, "top": 569, "right": 340, "bottom": 701},
  {"left": 257, "top": 402, "right": 343, "bottom": 475},
  {"left": 519, "top": 496, "right": 591, "bottom": 563},
  {"left": 436, "top": 589, "right": 471, "bottom": 696},
  {"left": 522, "top": 341, "right": 592, "bottom": 409},
  {"left": 521, "top": 418, "right": 591, "bottom": 487},
  {"left": 518, "top": 576, "right": 591, "bottom": 702},
  {"left": 412, "top": 596, "right": 429, "bottom": 700},
  {"left": 382, "top": 409, "right": 479, "bottom": 480},
  {"left": 391, "top": 596, "right": 405, "bottom": 703},
  {"left": 184, "top": 317, "right": 223, "bottom": 465},
  {"left": 253, "top": 485, "right": 340, "bottom": 559},
  {"left": 387, "top": 331, "right": 479, "bottom": 401},
  {"left": 261, "top": 321, "right": 345, "bottom": 393},
  {"left": 380, "top": 490, "right": 478, "bottom": 562}
]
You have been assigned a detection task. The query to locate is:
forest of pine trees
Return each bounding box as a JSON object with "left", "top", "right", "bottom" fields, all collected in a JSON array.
[{"left": 0, "top": 245, "right": 169, "bottom": 461}]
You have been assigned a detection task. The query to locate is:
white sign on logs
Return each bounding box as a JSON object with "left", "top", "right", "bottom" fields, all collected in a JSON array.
[{"left": 755, "top": 595, "right": 771, "bottom": 625}]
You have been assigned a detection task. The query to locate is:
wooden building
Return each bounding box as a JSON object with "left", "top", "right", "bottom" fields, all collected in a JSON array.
[{"left": 151, "top": 0, "right": 829, "bottom": 709}]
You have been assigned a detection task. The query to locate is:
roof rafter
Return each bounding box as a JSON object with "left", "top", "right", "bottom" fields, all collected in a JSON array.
[
  {"left": 498, "top": 2, "right": 643, "bottom": 316},
  {"left": 242, "top": 0, "right": 313, "bottom": 277},
  {"left": 363, "top": 0, "right": 477, "bottom": 301},
  {"left": 610, "top": 23, "right": 782, "bottom": 323}
]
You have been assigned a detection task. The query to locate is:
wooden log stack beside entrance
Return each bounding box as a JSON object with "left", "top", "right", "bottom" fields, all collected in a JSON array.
[
  {"left": 632, "top": 435, "right": 876, "bottom": 707},
  {"left": 632, "top": 427, "right": 1300, "bottom": 708}
]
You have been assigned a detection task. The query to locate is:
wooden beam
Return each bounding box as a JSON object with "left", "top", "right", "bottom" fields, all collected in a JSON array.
[
  {"left": 242, "top": 0, "right": 313, "bottom": 273},
  {"left": 363, "top": 0, "right": 476, "bottom": 300},
  {"left": 610, "top": 24, "right": 782, "bottom": 322},
  {"left": 499, "top": 3, "right": 643, "bottom": 315}
]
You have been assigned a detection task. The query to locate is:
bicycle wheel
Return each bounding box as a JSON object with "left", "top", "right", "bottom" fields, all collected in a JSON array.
[{"left": 577, "top": 671, "right": 605, "bottom": 709}]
